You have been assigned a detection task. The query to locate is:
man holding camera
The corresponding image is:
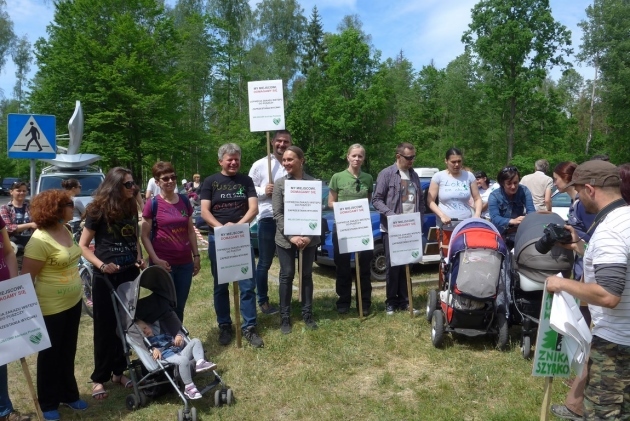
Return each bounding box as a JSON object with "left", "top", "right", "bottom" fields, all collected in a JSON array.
[{"left": 546, "top": 160, "right": 630, "bottom": 419}]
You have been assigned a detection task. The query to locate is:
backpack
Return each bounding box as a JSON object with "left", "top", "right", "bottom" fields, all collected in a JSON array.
[{"left": 150, "top": 194, "right": 191, "bottom": 241}]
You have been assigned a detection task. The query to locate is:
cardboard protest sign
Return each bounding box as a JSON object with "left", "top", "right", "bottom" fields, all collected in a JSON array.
[
  {"left": 333, "top": 198, "right": 374, "bottom": 254},
  {"left": 215, "top": 224, "right": 253, "bottom": 285},
  {"left": 386, "top": 213, "right": 423, "bottom": 266},
  {"left": 532, "top": 284, "right": 571, "bottom": 377},
  {"left": 0, "top": 274, "right": 51, "bottom": 366},
  {"left": 248, "top": 80, "right": 285, "bottom": 132},
  {"left": 283, "top": 180, "right": 322, "bottom": 236}
]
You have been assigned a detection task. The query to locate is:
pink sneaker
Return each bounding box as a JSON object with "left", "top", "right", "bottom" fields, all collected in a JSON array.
[
  {"left": 195, "top": 360, "right": 217, "bottom": 373},
  {"left": 184, "top": 384, "right": 202, "bottom": 400}
]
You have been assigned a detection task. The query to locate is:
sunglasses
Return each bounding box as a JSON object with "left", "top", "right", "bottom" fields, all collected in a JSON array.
[
  {"left": 355, "top": 178, "right": 361, "bottom": 192},
  {"left": 501, "top": 166, "right": 518, "bottom": 173},
  {"left": 63, "top": 202, "right": 74, "bottom": 208},
  {"left": 123, "top": 181, "right": 135, "bottom": 189},
  {"left": 398, "top": 154, "right": 416, "bottom": 161},
  {"left": 160, "top": 175, "right": 177, "bottom": 182}
]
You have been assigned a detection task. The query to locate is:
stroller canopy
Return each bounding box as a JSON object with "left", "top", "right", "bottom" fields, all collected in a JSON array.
[
  {"left": 116, "top": 266, "right": 177, "bottom": 332},
  {"left": 513, "top": 212, "right": 574, "bottom": 283}
]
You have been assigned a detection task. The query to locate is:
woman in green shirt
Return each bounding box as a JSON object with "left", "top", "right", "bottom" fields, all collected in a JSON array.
[{"left": 328, "top": 144, "right": 374, "bottom": 316}]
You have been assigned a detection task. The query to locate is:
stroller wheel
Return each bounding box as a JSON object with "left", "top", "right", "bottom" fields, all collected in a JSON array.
[
  {"left": 431, "top": 310, "right": 445, "bottom": 348},
  {"left": 495, "top": 313, "right": 509, "bottom": 351},
  {"left": 190, "top": 407, "right": 197, "bottom": 421},
  {"left": 214, "top": 389, "right": 222, "bottom": 407},
  {"left": 426, "top": 290, "right": 438, "bottom": 323},
  {"left": 521, "top": 336, "right": 532, "bottom": 359},
  {"left": 177, "top": 408, "right": 184, "bottom": 421},
  {"left": 225, "top": 388, "right": 234, "bottom": 405},
  {"left": 139, "top": 391, "right": 148, "bottom": 406},
  {"left": 125, "top": 393, "right": 140, "bottom": 411}
]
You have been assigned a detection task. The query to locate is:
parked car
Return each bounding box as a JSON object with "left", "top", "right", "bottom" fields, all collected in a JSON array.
[
  {"left": 1, "top": 177, "right": 22, "bottom": 195},
  {"left": 551, "top": 189, "right": 572, "bottom": 221},
  {"left": 315, "top": 181, "right": 440, "bottom": 282},
  {"left": 37, "top": 164, "right": 104, "bottom": 208}
]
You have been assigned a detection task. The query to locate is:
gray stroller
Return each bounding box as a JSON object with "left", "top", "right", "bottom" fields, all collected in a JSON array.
[{"left": 104, "top": 265, "right": 233, "bottom": 420}]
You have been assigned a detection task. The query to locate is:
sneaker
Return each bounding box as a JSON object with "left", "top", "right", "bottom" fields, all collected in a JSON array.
[
  {"left": 42, "top": 410, "right": 60, "bottom": 421},
  {"left": 399, "top": 304, "right": 421, "bottom": 316},
  {"left": 242, "top": 326, "right": 264, "bottom": 348},
  {"left": 337, "top": 307, "right": 349, "bottom": 315},
  {"left": 303, "top": 314, "right": 318, "bottom": 330},
  {"left": 218, "top": 324, "right": 233, "bottom": 346},
  {"left": 260, "top": 301, "right": 279, "bottom": 315},
  {"left": 184, "top": 384, "right": 202, "bottom": 400},
  {"left": 195, "top": 360, "right": 217, "bottom": 373},
  {"left": 280, "top": 316, "right": 292, "bottom": 334},
  {"left": 385, "top": 304, "right": 396, "bottom": 315},
  {"left": 550, "top": 404, "right": 582, "bottom": 420},
  {"left": 0, "top": 411, "right": 31, "bottom": 421},
  {"left": 61, "top": 399, "right": 88, "bottom": 410}
]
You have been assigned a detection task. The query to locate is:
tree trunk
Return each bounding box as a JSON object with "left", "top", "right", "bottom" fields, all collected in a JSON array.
[
  {"left": 586, "top": 62, "right": 598, "bottom": 156},
  {"left": 507, "top": 96, "right": 516, "bottom": 163}
]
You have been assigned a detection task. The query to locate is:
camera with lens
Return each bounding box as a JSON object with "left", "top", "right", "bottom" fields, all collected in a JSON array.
[{"left": 534, "top": 223, "right": 573, "bottom": 254}]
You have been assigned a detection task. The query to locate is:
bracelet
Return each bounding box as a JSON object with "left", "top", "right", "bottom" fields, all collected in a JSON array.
[
  {"left": 193, "top": 254, "right": 200, "bottom": 258},
  {"left": 100, "top": 263, "right": 106, "bottom": 272}
]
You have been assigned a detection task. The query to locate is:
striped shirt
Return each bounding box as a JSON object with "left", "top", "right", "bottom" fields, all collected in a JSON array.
[{"left": 585, "top": 206, "right": 630, "bottom": 345}]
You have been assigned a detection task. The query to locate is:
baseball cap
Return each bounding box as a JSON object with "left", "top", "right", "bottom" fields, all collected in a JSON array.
[{"left": 567, "top": 160, "right": 620, "bottom": 188}]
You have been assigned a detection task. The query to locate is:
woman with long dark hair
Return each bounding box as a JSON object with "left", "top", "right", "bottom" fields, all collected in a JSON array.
[
  {"left": 22, "top": 190, "right": 86, "bottom": 420},
  {"left": 78, "top": 167, "right": 145, "bottom": 400}
]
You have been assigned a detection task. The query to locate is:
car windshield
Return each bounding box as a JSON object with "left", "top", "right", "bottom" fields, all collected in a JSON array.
[
  {"left": 39, "top": 174, "right": 103, "bottom": 197},
  {"left": 551, "top": 190, "right": 572, "bottom": 207}
]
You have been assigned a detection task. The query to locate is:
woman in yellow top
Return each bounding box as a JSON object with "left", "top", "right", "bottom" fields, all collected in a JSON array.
[{"left": 22, "top": 190, "right": 86, "bottom": 421}]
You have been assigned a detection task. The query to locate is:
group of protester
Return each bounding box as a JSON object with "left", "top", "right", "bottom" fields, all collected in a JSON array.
[{"left": 2, "top": 129, "right": 630, "bottom": 420}]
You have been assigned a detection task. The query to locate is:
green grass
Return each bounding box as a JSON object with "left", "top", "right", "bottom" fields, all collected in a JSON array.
[{"left": 7, "top": 255, "right": 568, "bottom": 420}]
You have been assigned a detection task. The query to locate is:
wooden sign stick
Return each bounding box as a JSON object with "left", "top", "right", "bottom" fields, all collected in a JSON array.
[
  {"left": 233, "top": 282, "right": 242, "bottom": 348},
  {"left": 355, "top": 252, "right": 364, "bottom": 318}
]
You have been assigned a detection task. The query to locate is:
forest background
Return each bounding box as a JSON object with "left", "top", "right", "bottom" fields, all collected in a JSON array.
[{"left": 0, "top": 0, "right": 628, "bottom": 186}]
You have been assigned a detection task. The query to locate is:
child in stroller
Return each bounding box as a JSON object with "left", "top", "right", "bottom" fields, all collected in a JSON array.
[{"left": 134, "top": 317, "right": 217, "bottom": 400}]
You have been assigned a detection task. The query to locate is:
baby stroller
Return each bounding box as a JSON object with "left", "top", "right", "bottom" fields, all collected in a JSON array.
[
  {"left": 427, "top": 218, "right": 511, "bottom": 349},
  {"left": 511, "top": 213, "right": 574, "bottom": 358},
  {"left": 104, "top": 265, "right": 232, "bottom": 421}
]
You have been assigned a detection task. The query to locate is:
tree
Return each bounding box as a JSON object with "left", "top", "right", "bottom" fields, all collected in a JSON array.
[
  {"left": 0, "top": 0, "right": 16, "bottom": 96},
  {"left": 11, "top": 35, "right": 32, "bottom": 111},
  {"left": 462, "top": 0, "right": 572, "bottom": 163},
  {"left": 301, "top": 6, "right": 325, "bottom": 75},
  {"left": 29, "top": 0, "right": 182, "bottom": 182}
]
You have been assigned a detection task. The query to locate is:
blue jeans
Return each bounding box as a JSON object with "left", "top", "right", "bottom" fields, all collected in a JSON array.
[
  {"left": 255, "top": 218, "right": 276, "bottom": 306},
  {"left": 208, "top": 235, "right": 257, "bottom": 330},
  {"left": 0, "top": 365, "right": 14, "bottom": 417},
  {"left": 170, "top": 262, "right": 194, "bottom": 323}
]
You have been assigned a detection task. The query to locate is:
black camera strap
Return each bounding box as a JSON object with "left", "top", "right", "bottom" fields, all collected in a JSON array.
[{"left": 586, "top": 198, "right": 627, "bottom": 236}]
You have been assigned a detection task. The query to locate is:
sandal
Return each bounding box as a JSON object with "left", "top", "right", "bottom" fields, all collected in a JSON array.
[
  {"left": 184, "top": 384, "right": 202, "bottom": 400},
  {"left": 91, "top": 383, "right": 108, "bottom": 400},
  {"left": 111, "top": 374, "right": 133, "bottom": 389}
]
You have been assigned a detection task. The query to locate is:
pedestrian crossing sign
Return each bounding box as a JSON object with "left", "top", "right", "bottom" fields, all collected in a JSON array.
[{"left": 7, "top": 114, "right": 57, "bottom": 159}]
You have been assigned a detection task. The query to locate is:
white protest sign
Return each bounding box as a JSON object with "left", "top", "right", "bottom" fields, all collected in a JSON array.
[
  {"left": 333, "top": 198, "right": 374, "bottom": 254},
  {"left": 215, "top": 224, "right": 253, "bottom": 285},
  {"left": 532, "top": 282, "right": 571, "bottom": 377},
  {"left": 386, "top": 213, "right": 423, "bottom": 266},
  {"left": 248, "top": 80, "right": 285, "bottom": 132},
  {"left": 0, "top": 274, "right": 51, "bottom": 366},
  {"left": 283, "top": 180, "right": 322, "bottom": 236}
]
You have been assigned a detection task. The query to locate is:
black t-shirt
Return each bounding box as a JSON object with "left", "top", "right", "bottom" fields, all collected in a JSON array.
[
  {"left": 84, "top": 213, "right": 139, "bottom": 266},
  {"left": 199, "top": 172, "right": 257, "bottom": 233}
]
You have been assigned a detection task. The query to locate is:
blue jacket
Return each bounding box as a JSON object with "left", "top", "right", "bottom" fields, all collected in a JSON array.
[{"left": 488, "top": 185, "right": 536, "bottom": 234}]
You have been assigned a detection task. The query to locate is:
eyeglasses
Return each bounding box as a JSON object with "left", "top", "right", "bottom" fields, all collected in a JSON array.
[
  {"left": 63, "top": 202, "right": 74, "bottom": 208},
  {"left": 122, "top": 181, "right": 135, "bottom": 189},
  {"left": 160, "top": 175, "right": 177, "bottom": 182},
  {"left": 398, "top": 154, "right": 416, "bottom": 161},
  {"left": 501, "top": 166, "right": 518, "bottom": 173},
  {"left": 355, "top": 178, "right": 361, "bottom": 192}
]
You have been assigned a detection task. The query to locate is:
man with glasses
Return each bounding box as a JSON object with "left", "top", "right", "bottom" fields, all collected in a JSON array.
[
  {"left": 373, "top": 142, "right": 425, "bottom": 315},
  {"left": 248, "top": 130, "right": 292, "bottom": 315},
  {"left": 200, "top": 143, "right": 263, "bottom": 348},
  {"left": 546, "top": 160, "right": 630, "bottom": 419}
]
